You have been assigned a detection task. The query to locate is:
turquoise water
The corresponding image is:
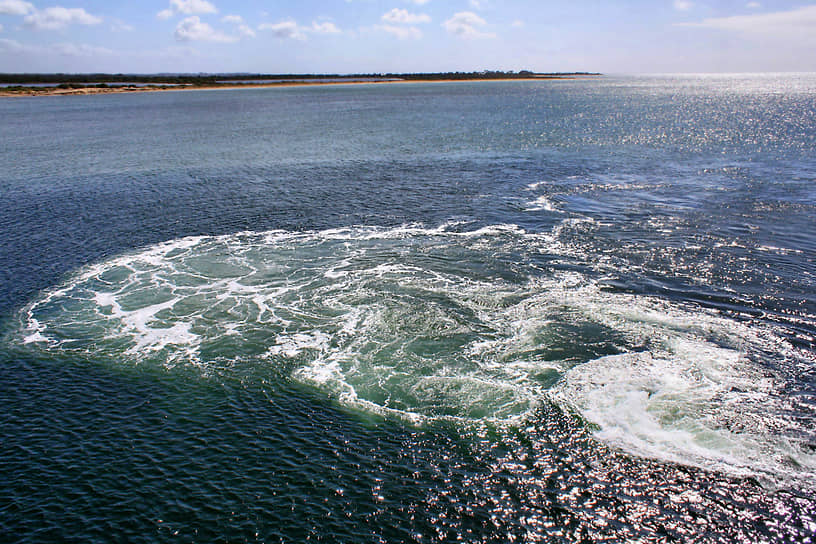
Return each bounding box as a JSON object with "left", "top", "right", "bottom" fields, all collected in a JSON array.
[{"left": 1, "top": 76, "right": 815, "bottom": 542}]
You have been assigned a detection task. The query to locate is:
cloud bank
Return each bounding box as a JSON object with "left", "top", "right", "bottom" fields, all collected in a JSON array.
[
  {"left": 24, "top": 7, "right": 103, "bottom": 30},
  {"left": 0, "top": 0, "right": 34, "bottom": 15}
]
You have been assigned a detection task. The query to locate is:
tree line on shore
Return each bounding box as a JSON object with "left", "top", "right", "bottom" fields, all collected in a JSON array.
[{"left": 0, "top": 71, "right": 599, "bottom": 86}]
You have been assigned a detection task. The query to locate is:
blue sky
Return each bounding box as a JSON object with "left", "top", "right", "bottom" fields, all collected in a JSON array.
[{"left": 1, "top": 1, "right": 815, "bottom": 73}]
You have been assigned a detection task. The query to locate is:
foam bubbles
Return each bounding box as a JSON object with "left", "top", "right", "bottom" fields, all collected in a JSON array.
[
  {"left": 524, "top": 195, "right": 559, "bottom": 212},
  {"left": 14, "top": 225, "right": 815, "bottom": 489}
]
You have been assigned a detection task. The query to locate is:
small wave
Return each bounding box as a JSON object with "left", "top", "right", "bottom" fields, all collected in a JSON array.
[{"left": 524, "top": 195, "right": 559, "bottom": 212}]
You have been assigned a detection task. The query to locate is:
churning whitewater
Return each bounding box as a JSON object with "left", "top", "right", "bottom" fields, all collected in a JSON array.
[{"left": 16, "top": 224, "right": 815, "bottom": 490}]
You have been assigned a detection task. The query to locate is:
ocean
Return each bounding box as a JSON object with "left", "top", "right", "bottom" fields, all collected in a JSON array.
[{"left": 1, "top": 75, "right": 814, "bottom": 542}]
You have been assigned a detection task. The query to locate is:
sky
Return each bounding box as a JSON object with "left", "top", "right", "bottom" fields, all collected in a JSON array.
[{"left": 1, "top": 0, "right": 815, "bottom": 74}]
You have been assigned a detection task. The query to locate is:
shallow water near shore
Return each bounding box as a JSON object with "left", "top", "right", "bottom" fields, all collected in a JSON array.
[{"left": 2, "top": 75, "right": 815, "bottom": 542}]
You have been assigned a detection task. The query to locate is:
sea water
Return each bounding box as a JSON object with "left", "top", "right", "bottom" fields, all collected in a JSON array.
[{"left": 1, "top": 75, "right": 815, "bottom": 542}]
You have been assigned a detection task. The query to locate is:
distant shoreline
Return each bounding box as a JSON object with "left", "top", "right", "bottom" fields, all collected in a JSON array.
[{"left": 0, "top": 74, "right": 600, "bottom": 97}]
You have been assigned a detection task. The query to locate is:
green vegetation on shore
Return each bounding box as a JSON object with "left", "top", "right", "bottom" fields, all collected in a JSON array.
[
  {"left": 0, "top": 71, "right": 600, "bottom": 95},
  {"left": 1, "top": 70, "right": 598, "bottom": 84}
]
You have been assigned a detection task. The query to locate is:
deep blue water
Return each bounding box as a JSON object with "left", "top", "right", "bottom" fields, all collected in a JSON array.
[{"left": 1, "top": 75, "right": 815, "bottom": 542}]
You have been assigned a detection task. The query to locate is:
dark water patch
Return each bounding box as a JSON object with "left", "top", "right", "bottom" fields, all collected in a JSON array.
[{"left": 2, "top": 355, "right": 814, "bottom": 543}]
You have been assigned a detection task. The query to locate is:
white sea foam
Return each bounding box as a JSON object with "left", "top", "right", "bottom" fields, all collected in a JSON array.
[
  {"left": 23, "top": 318, "right": 49, "bottom": 344},
  {"left": 267, "top": 332, "right": 330, "bottom": 358},
  {"left": 16, "top": 224, "right": 815, "bottom": 489},
  {"left": 554, "top": 349, "right": 816, "bottom": 487},
  {"left": 524, "top": 195, "right": 558, "bottom": 212}
]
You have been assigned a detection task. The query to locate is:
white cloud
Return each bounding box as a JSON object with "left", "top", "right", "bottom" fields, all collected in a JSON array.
[
  {"left": 443, "top": 11, "right": 494, "bottom": 38},
  {"left": 237, "top": 24, "right": 255, "bottom": 38},
  {"left": 746, "top": 2, "right": 761, "bottom": 8},
  {"left": 382, "top": 8, "right": 430, "bottom": 24},
  {"left": 311, "top": 21, "right": 340, "bottom": 34},
  {"left": 258, "top": 20, "right": 307, "bottom": 40},
  {"left": 256, "top": 20, "right": 338, "bottom": 38},
  {"left": 158, "top": 0, "right": 217, "bottom": 19},
  {"left": 220, "top": 14, "right": 255, "bottom": 37},
  {"left": 110, "top": 19, "right": 135, "bottom": 32},
  {"left": 379, "top": 24, "right": 422, "bottom": 39},
  {"left": 677, "top": 5, "right": 816, "bottom": 42},
  {"left": 175, "top": 16, "right": 237, "bottom": 42},
  {"left": 0, "top": 0, "right": 33, "bottom": 16},
  {"left": 24, "top": 7, "right": 103, "bottom": 30},
  {"left": 674, "top": 0, "right": 693, "bottom": 11},
  {"left": 469, "top": 0, "right": 486, "bottom": 9},
  {"left": 406, "top": 0, "right": 430, "bottom": 4},
  {"left": 170, "top": 0, "right": 217, "bottom": 15}
]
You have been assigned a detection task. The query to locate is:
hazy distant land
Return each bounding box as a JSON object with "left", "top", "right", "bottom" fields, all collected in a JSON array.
[{"left": 0, "top": 71, "right": 600, "bottom": 96}]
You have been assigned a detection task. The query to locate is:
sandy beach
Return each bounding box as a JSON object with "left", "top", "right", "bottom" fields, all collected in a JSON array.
[{"left": 0, "top": 76, "right": 589, "bottom": 97}]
